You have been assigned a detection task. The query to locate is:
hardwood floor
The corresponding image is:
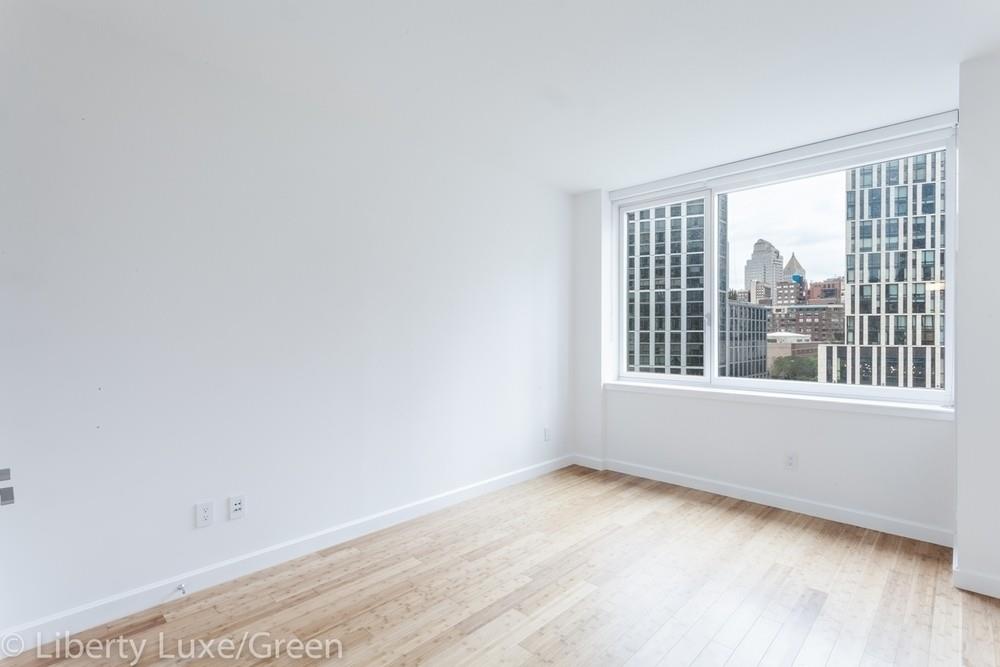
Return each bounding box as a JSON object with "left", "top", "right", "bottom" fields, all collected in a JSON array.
[{"left": 6, "top": 466, "right": 1000, "bottom": 666}]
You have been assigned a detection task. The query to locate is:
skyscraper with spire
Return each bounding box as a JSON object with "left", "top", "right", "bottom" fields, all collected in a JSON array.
[{"left": 783, "top": 253, "right": 806, "bottom": 283}]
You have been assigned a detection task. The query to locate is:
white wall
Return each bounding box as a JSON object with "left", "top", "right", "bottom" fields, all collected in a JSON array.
[
  {"left": 0, "top": 10, "right": 573, "bottom": 633},
  {"left": 569, "top": 189, "right": 956, "bottom": 547},
  {"left": 603, "top": 389, "right": 955, "bottom": 543},
  {"left": 955, "top": 49, "right": 1000, "bottom": 598},
  {"left": 569, "top": 191, "right": 606, "bottom": 463}
]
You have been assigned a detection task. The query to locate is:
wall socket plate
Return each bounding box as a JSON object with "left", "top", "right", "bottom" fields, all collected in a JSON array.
[
  {"left": 228, "top": 495, "right": 245, "bottom": 520},
  {"left": 783, "top": 452, "right": 799, "bottom": 471},
  {"left": 195, "top": 501, "right": 214, "bottom": 528}
]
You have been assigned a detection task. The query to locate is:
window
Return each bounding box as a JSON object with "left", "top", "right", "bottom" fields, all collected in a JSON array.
[
  {"left": 886, "top": 347, "right": 900, "bottom": 386},
  {"left": 868, "top": 189, "right": 881, "bottom": 218},
  {"left": 922, "top": 251, "right": 935, "bottom": 281},
  {"left": 912, "top": 217, "right": 926, "bottom": 249},
  {"left": 894, "top": 187, "right": 907, "bottom": 216},
  {"left": 922, "top": 315, "right": 936, "bottom": 345},
  {"left": 623, "top": 198, "right": 706, "bottom": 376},
  {"left": 913, "top": 283, "right": 926, "bottom": 313},
  {"left": 886, "top": 284, "right": 899, "bottom": 313},
  {"left": 867, "top": 253, "right": 880, "bottom": 283},
  {"left": 894, "top": 252, "right": 907, "bottom": 282},
  {"left": 867, "top": 316, "right": 881, "bottom": 345},
  {"left": 887, "top": 160, "right": 899, "bottom": 185},
  {"left": 613, "top": 113, "right": 954, "bottom": 402},
  {"left": 860, "top": 285, "right": 873, "bottom": 314},
  {"left": 922, "top": 183, "right": 936, "bottom": 214},
  {"left": 914, "top": 154, "right": 927, "bottom": 182},
  {"left": 885, "top": 219, "right": 899, "bottom": 251},
  {"left": 894, "top": 315, "right": 907, "bottom": 344},
  {"left": 859, "top": 221, "right": 873, "bottom": 252}
]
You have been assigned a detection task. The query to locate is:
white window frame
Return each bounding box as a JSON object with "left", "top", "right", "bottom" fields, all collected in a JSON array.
[{"left": 608, "top": 111, "right": 957, "bottom": 408}]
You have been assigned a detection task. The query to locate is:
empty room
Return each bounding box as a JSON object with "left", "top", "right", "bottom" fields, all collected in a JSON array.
[{"left": 3, "top": 1, "right": 1000, "bottom": 665}]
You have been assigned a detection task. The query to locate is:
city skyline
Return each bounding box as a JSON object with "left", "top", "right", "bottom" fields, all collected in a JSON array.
[{"left": 728, "top": 172, "right": 846, "bottom": 290}]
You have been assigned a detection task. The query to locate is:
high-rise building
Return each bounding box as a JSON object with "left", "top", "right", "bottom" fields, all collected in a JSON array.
[
  {"left": 783, "top": 253, "right": 807, "bottom": 283},
  {"left": 725, "top": 301, "right": 769, "bottom": 378},
  {"left": 624, "top": 198, "right": 707, "bottom": 375},
  {"left": 744, "top": 239, "right": 783, "bottom": 295},
  {"left": 623, "top": 196, "right": 769, "bottom": 380},
  {"left": 819, "top": 152, "right": 947, "bottom": 388}
]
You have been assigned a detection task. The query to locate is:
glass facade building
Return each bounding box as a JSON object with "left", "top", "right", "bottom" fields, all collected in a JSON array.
[
  {"left": 624, "top": 193, "right": 773, "bottom": 379},
  {"left": 625, "top": 198, "right": 706, "bottom": 375},
  {"left": 724, "top": 301, "right": 769, "bottom": 378},
  {"left": 819, "top": 151, "right": 947, "bottom": 388}
]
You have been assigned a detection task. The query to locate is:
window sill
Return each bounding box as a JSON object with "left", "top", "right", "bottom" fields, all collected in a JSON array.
[{"left": 603, "top": 380, "right": 955, "bottom": 421}]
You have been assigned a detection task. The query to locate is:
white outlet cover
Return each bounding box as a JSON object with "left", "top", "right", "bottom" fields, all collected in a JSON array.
[
  {"left": 195, "top": 501, "right": 214, "bottom": 528},
  {"left": 228, "top": 495, "right": 245, "bottom": 520}
]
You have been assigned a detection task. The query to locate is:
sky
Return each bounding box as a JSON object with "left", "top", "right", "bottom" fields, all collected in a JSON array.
[{"left": 727, "top": 171, "right": 845, "bottom": 290}]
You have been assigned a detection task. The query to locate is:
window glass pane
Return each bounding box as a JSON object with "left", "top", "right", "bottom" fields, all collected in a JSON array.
[
  {"left": 624, "top": 197, "right": 706, "bottom": 376},
  {"left": 887, "top": 160, "right": 899, "bottom": 186},
  {"left": 894, "top": 187, "right": 907, "bottom": 216},
  {"left": 720, "top": 149, "right": 946, "bottom": 389},
  {"left": 885, "top": 219, "right": 899, "bottom": 251},
  {"left": 922, "top": 183, "right": 936, "bottom": 214},
  {"left": 868, "top": 188, "right": 881, "bottom": 218},
  {"left": 859, "top": 221, "right": 873, "bottom": 252}
]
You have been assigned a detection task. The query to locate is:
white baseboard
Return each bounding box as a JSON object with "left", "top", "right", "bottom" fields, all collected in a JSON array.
[
  {"left": 0, "top": 455, "right": 576, "bottom": 653},
  {"left": 567, "top": 453, "right": 606, "bottom": 470},
  {"left": 953, "top": 566, "right": 1000, "bottom": 599},
  {"left": 576, "top": 456, "right": 952, "bottom": 547}
]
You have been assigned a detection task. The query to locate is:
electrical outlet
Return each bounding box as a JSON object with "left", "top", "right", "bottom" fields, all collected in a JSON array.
[
  {"left": 783, "top": 452, "right": 799, "bottom": 471},
  {"left": 229, "top": 495, "right": 245, "bottom": 520},
  {"left": 543, "top": 427, "right": 551, "bottom": 442},
  {"left": 195, "top": 501, "right": 214, "bottom": 528}
]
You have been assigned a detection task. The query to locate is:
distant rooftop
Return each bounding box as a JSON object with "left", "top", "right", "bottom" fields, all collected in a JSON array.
[{"left": 768, "top": 331, "right": 812, "bottom": 342}]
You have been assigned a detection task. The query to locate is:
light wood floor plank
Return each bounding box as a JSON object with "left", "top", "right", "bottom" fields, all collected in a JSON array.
[{"left": 2, "top": 466, "right": 995, "bottom": 667}]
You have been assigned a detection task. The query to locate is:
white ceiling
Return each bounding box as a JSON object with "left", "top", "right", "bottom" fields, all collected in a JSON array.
[{"left": 17, "top": 0, "right": 1000, "bottom": 192}]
